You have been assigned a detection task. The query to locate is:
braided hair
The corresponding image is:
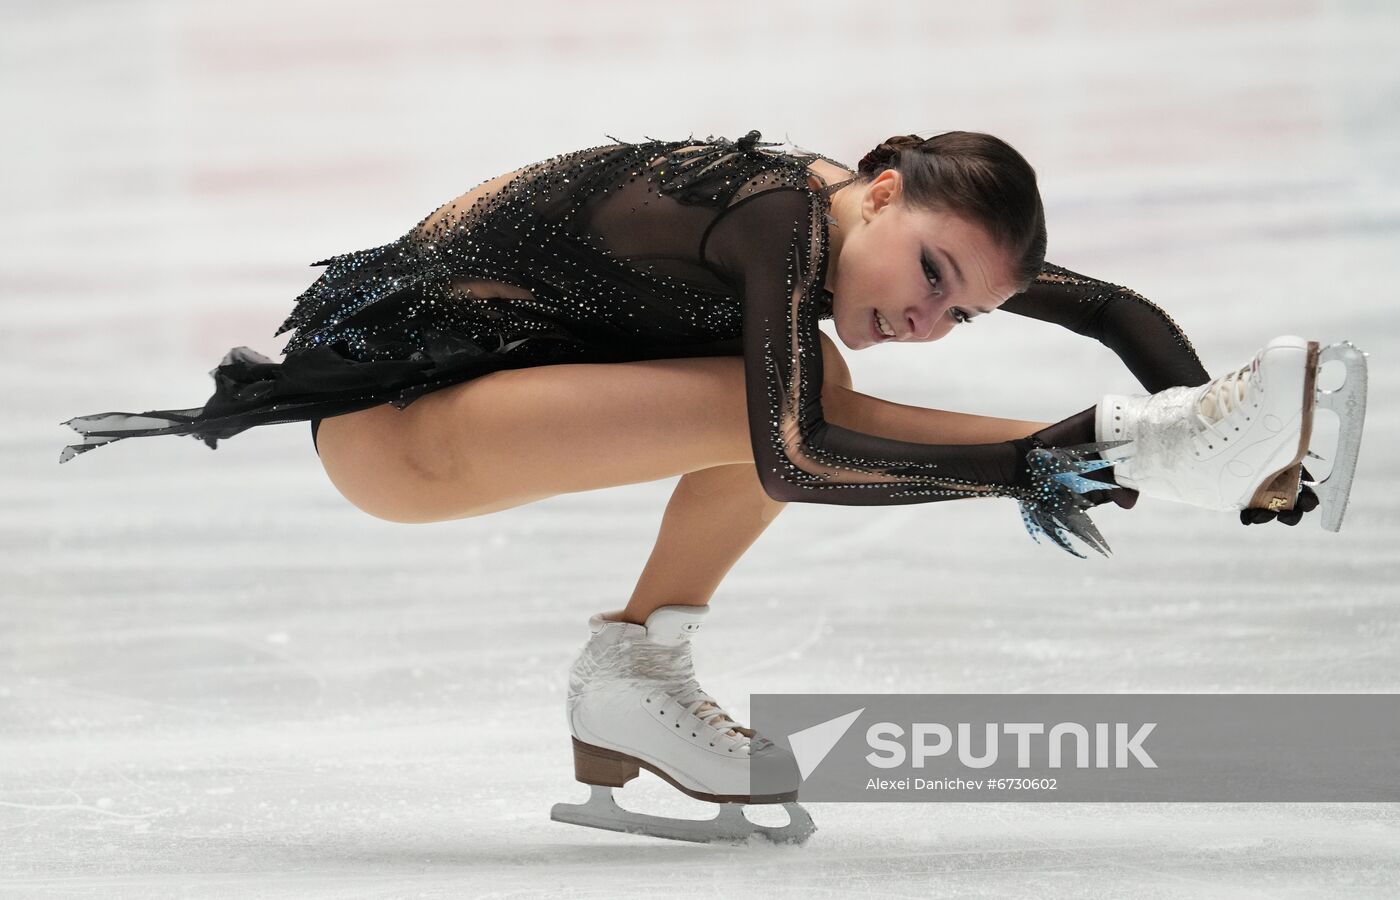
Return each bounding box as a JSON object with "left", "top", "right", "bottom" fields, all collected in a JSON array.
[{"left": 857, "top": 131, "right": 1046, "bottom": 292}]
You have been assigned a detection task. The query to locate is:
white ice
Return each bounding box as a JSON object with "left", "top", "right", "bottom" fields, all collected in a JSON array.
[{"left": 5, "top": 1, "right": 1399, "bottom": 897}]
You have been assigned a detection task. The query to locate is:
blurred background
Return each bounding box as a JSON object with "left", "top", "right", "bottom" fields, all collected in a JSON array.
[{"left": 4, "top": 1, "right": 1398, "bottom": 896}]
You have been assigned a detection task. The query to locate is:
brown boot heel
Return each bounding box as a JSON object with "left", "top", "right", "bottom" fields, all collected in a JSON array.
[
  {"left": 570, "top": 736, "right": 640, "bottom": 787},
  {"left": 1247, "top": 341, "right": 1319, "bottom": 513},
  {"left": 1252, "top": 463, "right": 1302, "bottom": 512}
]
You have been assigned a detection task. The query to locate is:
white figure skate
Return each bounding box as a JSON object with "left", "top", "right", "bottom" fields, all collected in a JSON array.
[
  {"left": 1096, "top": 335, "right": 1367, "bottom": 529},
  {"left": 550, "top": 604, "right": 814, "bottom": 845}
]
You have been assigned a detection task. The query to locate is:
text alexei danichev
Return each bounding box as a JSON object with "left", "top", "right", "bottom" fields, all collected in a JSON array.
[{"left": 865, "top": 777, "right": 1058, "bottom": 791}]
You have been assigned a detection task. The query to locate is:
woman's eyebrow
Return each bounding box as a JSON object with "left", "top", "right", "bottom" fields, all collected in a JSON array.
[
  {"left": 933, "top": 246, "right": 964, "bottom": 290},
  {"left": 929, "top": 245, "right": 994, "bottom": 314}
]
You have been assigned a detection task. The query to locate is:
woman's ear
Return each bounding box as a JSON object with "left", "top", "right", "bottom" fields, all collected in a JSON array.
[{"left": 859, "top": 169, "right": 900, "bottom": 218}]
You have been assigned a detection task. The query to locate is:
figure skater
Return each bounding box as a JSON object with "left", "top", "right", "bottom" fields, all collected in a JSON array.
[{"left": 59, "top": 129, "right": 1366, "bottom": 844}]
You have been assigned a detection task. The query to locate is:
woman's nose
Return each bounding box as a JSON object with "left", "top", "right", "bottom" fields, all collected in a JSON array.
[{"left": 904, "top": 304, "right": 936, "bottom": 340}]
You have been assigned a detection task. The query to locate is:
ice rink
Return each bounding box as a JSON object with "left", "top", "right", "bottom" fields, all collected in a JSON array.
[{"left": 6, "top": 1, "right": 1398, "bottom": 896}]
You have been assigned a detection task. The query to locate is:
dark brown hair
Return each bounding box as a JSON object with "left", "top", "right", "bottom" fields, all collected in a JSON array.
[{"left": 857, "top": 131, "right": 1046, "bottom": 293}]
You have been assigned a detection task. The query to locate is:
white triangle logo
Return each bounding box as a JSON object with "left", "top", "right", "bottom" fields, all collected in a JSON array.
[{"left": 788, "top": 707, "right": 865, "bottom": 780}]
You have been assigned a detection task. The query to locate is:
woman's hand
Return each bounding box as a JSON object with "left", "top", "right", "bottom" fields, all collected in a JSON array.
[
  {"left": 1083, "top": 484, "right": 1139, "bottom": 510},
  {"left": 1063, "top": 450, "right": 1138, "bottom": 510},
  {"left": 1240, "top": 466, "right": 1321, "bottom": 526}
]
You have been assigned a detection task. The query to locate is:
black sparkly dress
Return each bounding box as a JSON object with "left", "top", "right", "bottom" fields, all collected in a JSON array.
[{"left": 59, "top": 129, "right": 1210, "bottom": 556}]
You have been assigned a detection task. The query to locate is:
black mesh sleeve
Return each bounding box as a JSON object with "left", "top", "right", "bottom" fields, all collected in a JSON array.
[
  {"left": 703, "top": 186, "right": 1045, "bottom": 507},
  {"left": 999, "top": 261, "right": 1211, "bottom": 392}
]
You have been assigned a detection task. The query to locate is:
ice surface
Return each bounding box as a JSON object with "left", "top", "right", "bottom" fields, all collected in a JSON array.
[{"left": 6, "top": 0, "right": 1399, "bottom": 897}]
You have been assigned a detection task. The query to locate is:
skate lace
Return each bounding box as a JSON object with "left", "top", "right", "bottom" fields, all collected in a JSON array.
[
  {"left": 669, "top": 679, "right": 747, "bottom": 745},
  {"left": 1196, "top": 363, "right": 1253, "bottom": 430}
]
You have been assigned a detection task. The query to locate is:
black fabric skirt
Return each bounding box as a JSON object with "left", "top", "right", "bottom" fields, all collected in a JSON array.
[
  {"left": 57, "top": 235, "right": 597, "bottom": 464},
  {"left": 58, "top": 237, "right": 745, "bottom": 465},
  {"left": 59, "top": 328, "right": 587, "bottom": 464}
]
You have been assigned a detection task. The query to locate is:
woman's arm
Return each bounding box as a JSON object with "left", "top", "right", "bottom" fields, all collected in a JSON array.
[
  {"left": 998, "top": 262, "right": 1211, "bottom": 392},
  {"left": 703, "top": 186, "right": 1083, "bottom": 507}
]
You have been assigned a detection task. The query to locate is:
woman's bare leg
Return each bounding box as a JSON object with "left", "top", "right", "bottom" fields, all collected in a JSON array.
[
  {"left": 619, "top": 460, "right": 786, "bottom": 624},
  {"left": 616, "top": 334, "right": 863, "bottom": 624},
  {"left": 614, "top": 337, "right": 1057, "bottom": 625},
  {"left": 315, "top": 334, "right": 1060, "bottom": 624},
  {"left": 832, "top": 389, "right": 1053, "bottom": 444},
  {"left": 313, "top": 354, "right": 758, "bottom": 523}
]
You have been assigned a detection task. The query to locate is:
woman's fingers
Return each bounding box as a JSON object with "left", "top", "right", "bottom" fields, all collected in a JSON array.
[
  {"left": 1110, "top": 486, "right": 1139, "bottom": 509},
  {"left": 1239, "top": 483, "right": 1320, "bottom": 526},
  {"left": 1081, "top": 486, "right": 1139, "bottom": 510}
]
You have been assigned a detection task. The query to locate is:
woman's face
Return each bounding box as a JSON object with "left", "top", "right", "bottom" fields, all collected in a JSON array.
[{"left": 829, "top": 171, "right": 1022, "bottom": 351}]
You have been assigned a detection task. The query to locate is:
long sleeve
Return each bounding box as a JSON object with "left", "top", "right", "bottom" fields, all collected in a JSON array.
[
  {"left": 999, "top": 261, "right": 1210, "bottom": 392},
  {"left": 702, "top": 185, "right": 1036, "bottom": 507}
]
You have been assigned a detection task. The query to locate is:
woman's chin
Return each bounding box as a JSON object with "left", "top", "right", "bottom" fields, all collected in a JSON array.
[{"left": 834, "top": 319, "right": 862, "bottom": 351}]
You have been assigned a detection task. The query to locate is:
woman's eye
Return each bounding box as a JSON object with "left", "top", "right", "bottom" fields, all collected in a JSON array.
[
  {"left": 950, "top": 307, "right": 973, "bottom": 325},
  {"left": 922, "top": 257, "right": 942, "bottom": 293}
]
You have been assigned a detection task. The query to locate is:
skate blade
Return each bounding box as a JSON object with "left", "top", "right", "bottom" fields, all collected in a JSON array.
[
  {"left": 551, "top": 784, "right": 816, "bottom": 845},
  {"left": 1311, "top": 341, "right": 1368, "bottom": 532}
]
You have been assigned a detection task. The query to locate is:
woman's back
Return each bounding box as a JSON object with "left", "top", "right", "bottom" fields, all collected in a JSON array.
[{"left": 272, "top": 131, "right": 831, "bottom": 365}]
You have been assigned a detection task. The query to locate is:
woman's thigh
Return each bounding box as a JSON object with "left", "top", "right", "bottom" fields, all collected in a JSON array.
[{"left": 313, "top": 355, "right": 755, "bottom": 523}]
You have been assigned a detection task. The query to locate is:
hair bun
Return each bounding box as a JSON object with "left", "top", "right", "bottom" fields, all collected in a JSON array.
[
  {"left": 857, "top": 134, "right": 925, "bottom": 176},
  {"left": 857, "top": 145, "right": 895, "bottom": 176}
]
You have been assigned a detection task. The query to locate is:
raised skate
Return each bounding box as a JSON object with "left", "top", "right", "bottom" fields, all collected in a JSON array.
[
  {"left": 550, "top": 604, "right": 814, "bottom": 845},
  {"left": 1096, "top": 335, "right": 1367, "bottom": 530}
]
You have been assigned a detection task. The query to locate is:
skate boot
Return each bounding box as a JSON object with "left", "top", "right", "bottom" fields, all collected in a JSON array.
[
  {"left": 1095, "top": 335, "right": 1367, "bottom": 529},
  {"left": 550, "top": 604, "right": 814, "bottom": 845}
]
